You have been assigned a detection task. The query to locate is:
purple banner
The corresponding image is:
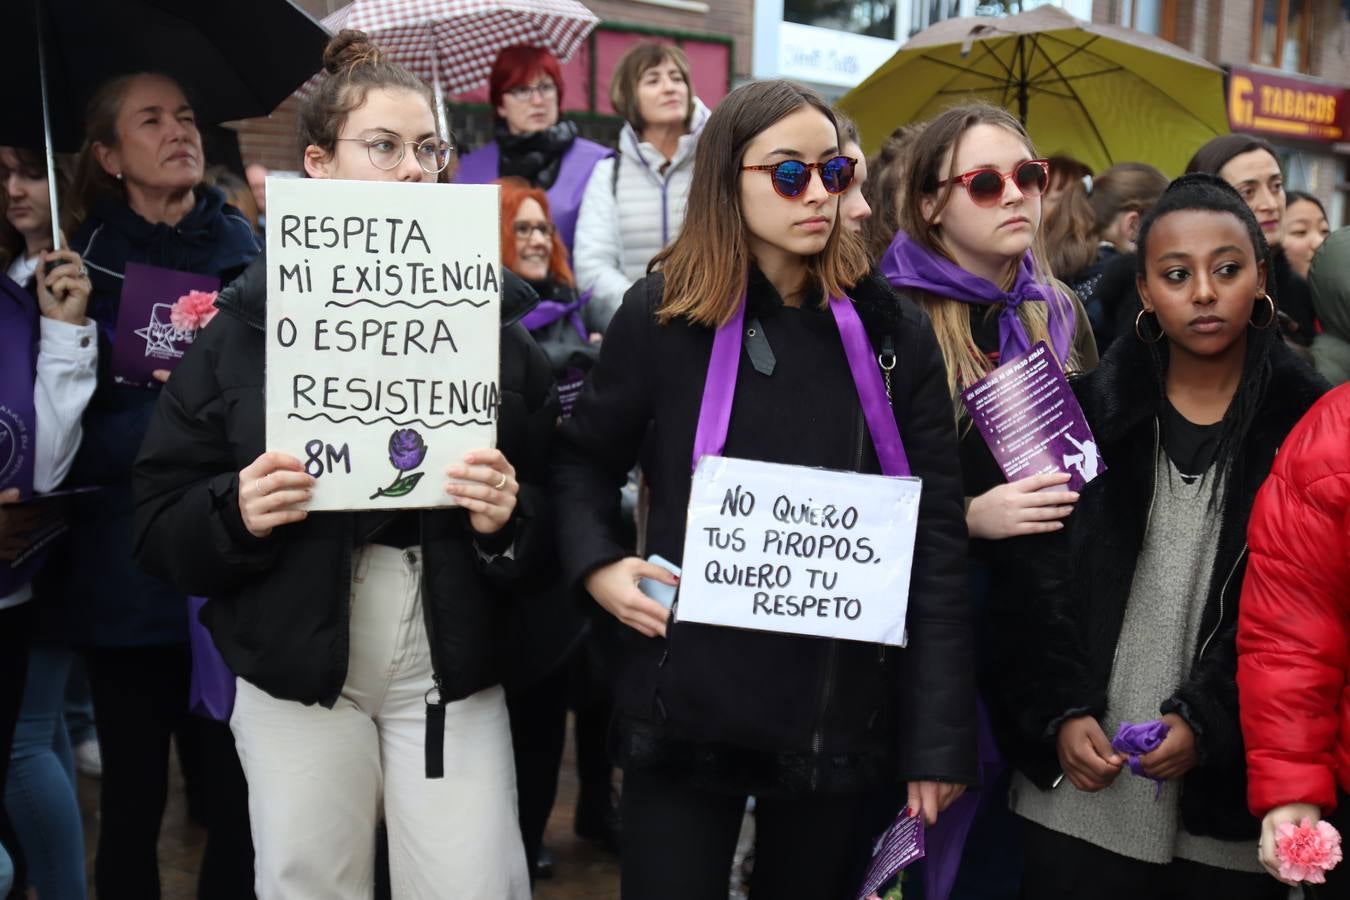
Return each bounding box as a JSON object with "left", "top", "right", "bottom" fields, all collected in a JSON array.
[
  {"left": 0, "top": 275, "right": 37, "bottom": 497},
  {"left": 111, "top": 263, "right": 220, "bottom": 389},
  {"left": 856, "top": 808, "right": 925, "bottom": 900},
  {"left": 959, "top": 342, "right": 1104, "bottom": 493}
]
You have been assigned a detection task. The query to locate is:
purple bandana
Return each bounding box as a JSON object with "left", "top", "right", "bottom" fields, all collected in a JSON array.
[{"left": 879, "top": 230, "right": 1075, "bottom": 365}]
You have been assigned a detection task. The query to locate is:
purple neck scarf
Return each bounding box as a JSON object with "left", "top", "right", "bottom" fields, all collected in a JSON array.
[
  {"left": 519, "top": 290, "right": 591, "bottom": 343},
  {"left": 879, "top": 230, "right": 1075, "bottom": 366}
]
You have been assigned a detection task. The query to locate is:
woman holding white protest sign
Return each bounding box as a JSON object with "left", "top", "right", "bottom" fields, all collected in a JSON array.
[
  {"left": 132, "top": 30, "right": 557, "bottom": 899},
  {"left": 552, "top": 79, "right": 974, "bottom": 899}
]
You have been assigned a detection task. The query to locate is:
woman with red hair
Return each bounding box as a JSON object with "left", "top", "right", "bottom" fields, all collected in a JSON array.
[
  {"left": 457, "top": 46, "right": 611, "bottom": 255},
  {"left": 498, "top": 177, "right": 598, "bottom": 401}
]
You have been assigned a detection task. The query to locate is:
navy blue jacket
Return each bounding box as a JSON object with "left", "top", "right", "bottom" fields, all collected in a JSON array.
[{"left": 37, "top": 185, "right": 259, "bottom": 647}]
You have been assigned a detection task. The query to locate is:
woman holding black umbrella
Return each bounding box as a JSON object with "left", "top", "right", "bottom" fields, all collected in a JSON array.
[
  {"left": 0, "top": 144, "right": 97, "bottom": 900},
  {"left": 40, "top": 71, "right": 260, "bottom": 899}
]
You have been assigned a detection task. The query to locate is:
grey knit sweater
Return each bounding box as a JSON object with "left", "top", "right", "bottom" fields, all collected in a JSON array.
[{"left": 1012, "top": 454, "right": 1261, "bottom": 872}]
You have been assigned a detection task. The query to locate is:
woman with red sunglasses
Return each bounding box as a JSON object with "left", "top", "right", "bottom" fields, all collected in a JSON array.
[
  {"left": 878, "top": 102, "right": 1099, "bottom": 900},
  {"left": 552, "top": 79, "right": 975, "bottom": 899}
]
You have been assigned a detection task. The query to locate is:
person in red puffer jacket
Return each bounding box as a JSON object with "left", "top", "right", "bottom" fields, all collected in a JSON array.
[{"left": 1238, "top": 381, "right": 1350, "bottom": 887}]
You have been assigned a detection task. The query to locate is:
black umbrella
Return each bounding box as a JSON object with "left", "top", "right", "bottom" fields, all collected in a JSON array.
[{"left": 6, "top": 0, "right": 329, "bottom": 247}]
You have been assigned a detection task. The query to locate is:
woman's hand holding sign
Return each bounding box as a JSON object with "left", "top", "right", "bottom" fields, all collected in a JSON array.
[
  {"left": 238, "top": 452, "right": 315, "bottom": 538},
  {"left": 585, "top": 557, "right": 677, "bottom": 639},
  {"left": 966, "top": 471, "right": 1078, "bottom": 539},
  {"left": 445, "top": 449, "right": 517, "bottom": 536}
]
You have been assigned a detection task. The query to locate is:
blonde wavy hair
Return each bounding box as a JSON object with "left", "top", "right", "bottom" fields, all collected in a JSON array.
[{"left": 899, "top": 103, "right": 1082, "bottom": 408}]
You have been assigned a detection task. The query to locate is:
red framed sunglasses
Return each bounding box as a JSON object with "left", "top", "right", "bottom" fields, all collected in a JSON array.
[
  {"left": 742, "top": 155, "right": 857, "bottom": 199},
  {"left": 936, "top": 159, "right": 1051, "bottom": 207}
]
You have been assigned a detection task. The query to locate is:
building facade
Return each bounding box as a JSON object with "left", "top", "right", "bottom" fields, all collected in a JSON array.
[
  {"left": 751, "top": 0, "right": 1094, "bottom": 95},
  {"left": 750, "top": 0, "right": 1348, "bottom": 224},
  {"left": 1088, "top": 0, "right": 1349, "bottom": 224},
  {"left": 230, "top": 0, "right": 753, "bottom": 172}
]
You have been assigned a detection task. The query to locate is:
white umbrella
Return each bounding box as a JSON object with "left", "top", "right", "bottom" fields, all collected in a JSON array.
[{"left": 316, "top": 0, "right": 600, "bottom": 141}]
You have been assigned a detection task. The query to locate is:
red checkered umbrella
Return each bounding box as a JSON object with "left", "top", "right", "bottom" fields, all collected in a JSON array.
[{"left": 320, "top": 0, "right": 598, "bottom": 96}]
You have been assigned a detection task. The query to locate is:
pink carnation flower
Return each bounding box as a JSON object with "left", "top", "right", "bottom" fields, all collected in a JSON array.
[
  {"left": 170, "top": 290, "right": 219, "bottom": 332},
  {"left": 1275, "top": 817, "right": 1343, "bottom": 884}
]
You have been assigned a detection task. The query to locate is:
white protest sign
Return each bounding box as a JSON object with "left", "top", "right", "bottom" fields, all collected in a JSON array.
[
  {"left": 676, "top": 456, "right": 922, "bottom": 646},
  {"left": 265, "top": 178, "right": 501, "bottom": 511}
]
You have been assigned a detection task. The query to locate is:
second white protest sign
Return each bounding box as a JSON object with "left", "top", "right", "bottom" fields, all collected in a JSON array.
[
  {"left": 677, "top": 456, "right": 922, "bottom": 646},
  {"left": 265, "top": 178, "right": 501, "bottom": 511}
]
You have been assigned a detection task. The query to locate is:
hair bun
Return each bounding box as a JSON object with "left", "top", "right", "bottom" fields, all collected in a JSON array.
[{"left": 323, "top": 29, "right": 382, "bottom": 76}]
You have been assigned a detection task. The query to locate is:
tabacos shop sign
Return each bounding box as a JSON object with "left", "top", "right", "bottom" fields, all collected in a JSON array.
[{"left": 1227, "top": 66, "right": 1348, "bottom": 143}]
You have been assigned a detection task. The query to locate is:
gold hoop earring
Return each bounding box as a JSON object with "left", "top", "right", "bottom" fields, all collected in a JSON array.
[
  {"left": 1251, "top": 292, "right": 1277, "bottom": 329},
  {"left": 1135, "top": 308, "right": 1162, "bottom": 344}
]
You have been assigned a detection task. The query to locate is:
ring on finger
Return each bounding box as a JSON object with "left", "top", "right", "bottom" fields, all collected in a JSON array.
[
  {"left": 255, "top": 478, "right": 268, "bottom": 497},
  {"left": 493, "top": 472, "right": 508, "bottom": 490},
  {"left": 77, "top": 266, "right": 89, "bottom": 279}
]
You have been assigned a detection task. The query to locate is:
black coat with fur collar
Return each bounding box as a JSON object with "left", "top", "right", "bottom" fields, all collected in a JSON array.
[
  {"left": 552, "top": 268, "right": 975, "bottom": 795},
  {"left": 994, "top": 332, "right": 1327, "bottom": 839}
]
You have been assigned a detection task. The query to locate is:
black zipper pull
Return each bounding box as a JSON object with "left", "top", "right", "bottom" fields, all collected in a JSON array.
[{"left": 424, "top": 687, "right": 446, "bottom": 779}]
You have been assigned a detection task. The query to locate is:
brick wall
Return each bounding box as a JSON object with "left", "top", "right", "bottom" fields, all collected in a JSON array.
[
  {"left": 228, "top": 0, "right": 753, "bottom": 172},
  {"left": 1308, "top": 0, "right": 1350, "bottom": 83}
]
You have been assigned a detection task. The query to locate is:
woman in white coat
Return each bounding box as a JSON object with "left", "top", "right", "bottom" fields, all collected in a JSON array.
[{"left": 573, "top": 42, "right": 709, "bottom": 333}]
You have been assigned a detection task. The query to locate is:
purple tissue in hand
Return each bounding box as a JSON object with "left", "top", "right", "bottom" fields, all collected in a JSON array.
[{"left": 1112, "top": 720, "right": 1171, "bottom": 795}]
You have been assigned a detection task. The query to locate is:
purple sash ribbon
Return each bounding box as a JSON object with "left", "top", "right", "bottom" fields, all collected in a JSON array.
[
  {"left": 692, "top": 292, "right": 910, "bottom": 477},
  {"left": 917, "top": 699, "right": 1004, "bottom": 900},
  {"left": 1112, "top": 719, "right": 1170, "bottom": 797},
  {"left": 519, "top": 290, "right": 591, "bottom": 343},
  {"left": 879, "top": 230, "right": 1075, "bottom": 366},
  {"left": 186, "top": 595, "right": 236, "bottom": 721}
]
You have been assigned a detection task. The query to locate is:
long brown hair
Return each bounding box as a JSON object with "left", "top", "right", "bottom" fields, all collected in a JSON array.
[
  {"left": 651, "top": 79, "right": 869, "bottom": 328},
  {"left": 900, "top": 103, "right": 1080, "bottom": 400},
  {"left": 0, "top": 148, "right": 76, "bottom": 270},
  {"left": 1042, "top": 175, "right": 1097, "bottom": 279},
  {"left": 860, "top": 122, "right": 928, "bottom": 264},
  {"left": 1088, "top": 162, "right": 1167, "bottom": 249}
]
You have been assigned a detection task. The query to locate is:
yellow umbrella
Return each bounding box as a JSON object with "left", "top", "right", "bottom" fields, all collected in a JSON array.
[{"left": 838, "top": 6, "right": 1229, "bottom": 176}]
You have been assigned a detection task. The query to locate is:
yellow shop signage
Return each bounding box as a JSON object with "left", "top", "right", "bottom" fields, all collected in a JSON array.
[{"left": 1228, "top": 67, "right": 1347, "bottom": 143}]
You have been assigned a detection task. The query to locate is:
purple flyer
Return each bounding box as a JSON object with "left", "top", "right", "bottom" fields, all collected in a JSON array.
[
  {"left": 959, "top": 341, "right": 1105, "bottom": 493},
  {"left": 856, "top": 808, "right": 925, "bottom": 900},
  {"left": 111, "top": 263, "right": 220, "bottom": 389}
]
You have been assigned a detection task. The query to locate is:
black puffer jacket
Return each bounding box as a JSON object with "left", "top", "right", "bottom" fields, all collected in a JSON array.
[
  {"left": 995, "top": 331, "right": 1327, "bottom": 839},
  {"left": 132, "top": 256, "right": 559, "bottom": 719},
  {"left": 552, "top": 268, "right": 975, "bottom": 796}
]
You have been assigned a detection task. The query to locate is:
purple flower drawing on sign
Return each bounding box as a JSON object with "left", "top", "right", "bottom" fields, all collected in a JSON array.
[{"left": 369, "top": 428, "right": 428, "bottom": 500}]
